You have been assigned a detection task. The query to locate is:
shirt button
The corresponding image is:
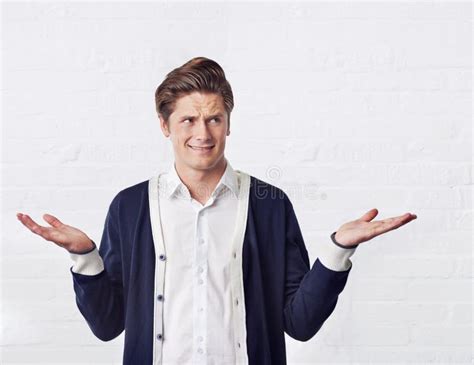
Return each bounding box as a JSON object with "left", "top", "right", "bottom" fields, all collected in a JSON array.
[
  {"left": 198, "top": 266, "right": 203, "bottom": 273},
  {"left": 197, "top": 348, "right": 203, "bottom": 354},
  {"left": 199, "top": 307, "right": 204, "bottom": 312},
  {"left": 157, "top": 294, "right": 164, "bottom": 301},
  {"left": 159, "top": 254, "right": 166, "bottom": 261},
  {"left": 157, "top": 333, "right": 163, "bottom": 341},
  {"left": 198, "top": 278, "right": 204, "bottom": 285},
  {"left": 197, "top": 336, "right": 203, "bottom": 342},
  {"left": 199, "top": 238, "right": 205, "bottom": 245}
]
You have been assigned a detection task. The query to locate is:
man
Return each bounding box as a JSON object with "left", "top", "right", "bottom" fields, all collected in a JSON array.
[{"left": 17, "top": 57, "right": 417, "bottom": 364}]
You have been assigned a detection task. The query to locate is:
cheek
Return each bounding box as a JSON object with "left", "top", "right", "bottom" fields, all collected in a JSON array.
[
  {"left": 170, "top": 137, "right": 186, "bottom": 151},
  {"left": 171, "top": 134, "right": 187, "bottom": 146}
]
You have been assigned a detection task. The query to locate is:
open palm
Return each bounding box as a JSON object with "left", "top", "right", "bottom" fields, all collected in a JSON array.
[
  {"left": 16, "top": 212, "right": 94, "bottom": 253},
  {"left": 334, "top": 208, "right": 417, "bottom": 247}
]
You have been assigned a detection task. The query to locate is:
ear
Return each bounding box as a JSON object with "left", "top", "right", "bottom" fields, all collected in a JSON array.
[{"left": 159, "top": 113, "right": 171, "bottom": 138}]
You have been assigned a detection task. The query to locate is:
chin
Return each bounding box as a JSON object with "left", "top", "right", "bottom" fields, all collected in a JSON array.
[
  {"left": 192, "top": 160, "right": 216, "bottom": 169},
  {"left": 188, "top": 157, "right": 222, "bottom": 170}
]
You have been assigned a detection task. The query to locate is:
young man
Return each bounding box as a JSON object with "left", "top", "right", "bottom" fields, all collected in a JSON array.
[{"left": 17, "top": 57, "right": 417, "bottom": 364}]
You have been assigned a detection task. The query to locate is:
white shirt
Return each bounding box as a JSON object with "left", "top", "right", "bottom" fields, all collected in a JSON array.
[{"left": 158, "top": 157, "right": 240, "bottom": 364}]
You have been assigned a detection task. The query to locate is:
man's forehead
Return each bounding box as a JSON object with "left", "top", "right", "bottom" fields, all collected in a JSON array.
[{"left": 174, "top": 94, "right": 226, "bottom": 115}]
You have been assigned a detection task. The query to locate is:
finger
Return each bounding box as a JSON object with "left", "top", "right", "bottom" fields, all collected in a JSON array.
[
  {"left": 390, "top": 213, "right": 417, "bottom": 229},
  {"left": 43, "top": 213, "right": 63, "bottom": 228},
  {"left": 358, "top": 208, "right": 379, "bottom": 222},
  {"left": 373, "top": 213, "right": 416, "bottom": 234},
  {"left": 378, "top": 212, "right": 417, "bottom": 225},
  {"left": 385, "top": 213, "right": 416, "bottom": 226},
  {"left": 17, "top": 213, "right": 51, "bottom": 238}
]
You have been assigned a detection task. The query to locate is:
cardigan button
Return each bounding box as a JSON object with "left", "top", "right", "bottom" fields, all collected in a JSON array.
[
  {"left": 233, "top": 252, "right": 236, "bottom": 258},
  {"left": 156, "top": 333, "right": 163, "bottom": 341},
  {"left": 159, "top": 254, "right": 166, "bottom": 261},
  {"left": 237, "top": 342, "right": 241, "bottom": 348},
  {"left": 235, "top": 298, "right": 239, "bottom": 306},
  {"left": 157, "top": 294, "right": 164, "bottom": 301}
]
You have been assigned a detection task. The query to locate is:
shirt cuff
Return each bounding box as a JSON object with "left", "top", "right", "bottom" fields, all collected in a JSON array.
[
  {"left": 69, "top": 246, "right": 105, "bottom": 275},
  {"left": 317, "top": 233, "right": 358, "bottom": 272}
]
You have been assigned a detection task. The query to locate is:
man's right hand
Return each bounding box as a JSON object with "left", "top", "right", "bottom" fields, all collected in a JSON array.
[{"left": 16, "top": 212, "right": 95, "bottom": 254}]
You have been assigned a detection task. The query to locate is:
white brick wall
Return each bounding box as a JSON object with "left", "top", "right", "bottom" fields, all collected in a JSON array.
[{"left": 1, "top": 2, "right": 471, "bottom": 364}]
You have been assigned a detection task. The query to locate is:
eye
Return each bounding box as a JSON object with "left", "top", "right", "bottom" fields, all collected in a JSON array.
[
  {"left": 209, "top": 118, "right": 220, "bottom": 123},
  {"left": 183, "top": 119, "right": 192, "bottom": 123}
]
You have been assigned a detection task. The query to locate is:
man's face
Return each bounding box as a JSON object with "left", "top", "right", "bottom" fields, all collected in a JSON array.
[{"left": 159, "top": 91, "right": 230, "bottom": 173}]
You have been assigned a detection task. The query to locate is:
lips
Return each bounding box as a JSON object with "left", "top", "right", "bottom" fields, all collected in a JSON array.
[{"left": 188, "top": 145, "right": 214, "bottom": 151}]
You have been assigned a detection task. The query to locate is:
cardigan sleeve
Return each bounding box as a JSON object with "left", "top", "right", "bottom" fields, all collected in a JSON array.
[
  {"left": 69, "top": 194, "right": 125, "bottom": 342},
  {"left": 282, "top": 195, "right": 355, "bottom": 342}
]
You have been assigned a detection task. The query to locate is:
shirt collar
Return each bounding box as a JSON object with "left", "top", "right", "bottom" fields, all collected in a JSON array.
[{"left": 163, "top": 158, "right": 239, "bottom": 200}]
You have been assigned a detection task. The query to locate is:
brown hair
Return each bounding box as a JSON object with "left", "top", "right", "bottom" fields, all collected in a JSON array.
[{"left": 155, "top": 57, "right": 234, "bottom": 128}]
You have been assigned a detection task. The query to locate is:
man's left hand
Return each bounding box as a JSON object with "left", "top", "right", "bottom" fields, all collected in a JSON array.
[{"left": 334, "top": 208, "right": 417, "bottom": 247}]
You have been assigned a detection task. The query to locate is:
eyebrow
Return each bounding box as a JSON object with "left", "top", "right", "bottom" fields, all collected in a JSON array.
[{"left": 179, "top": 113, "right": 225, "bottom": 121}]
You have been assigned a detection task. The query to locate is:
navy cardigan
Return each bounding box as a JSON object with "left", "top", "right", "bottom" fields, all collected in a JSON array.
[{"left": 70, "top": 174, "right": 355, "bottom": 364}]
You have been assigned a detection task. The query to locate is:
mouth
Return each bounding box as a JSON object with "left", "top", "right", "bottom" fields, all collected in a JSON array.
[{"left": 188, "top": 144, "right": 215, "bottom": 152}]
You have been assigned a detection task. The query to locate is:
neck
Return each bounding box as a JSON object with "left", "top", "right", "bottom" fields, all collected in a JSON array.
[{"left": 174, "top": 157, "right": 227, "bottom": 203}]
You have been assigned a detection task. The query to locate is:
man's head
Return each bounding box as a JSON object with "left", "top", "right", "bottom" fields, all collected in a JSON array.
[{"left": 155, "top": 57, "right": 234, "bottom": 173}]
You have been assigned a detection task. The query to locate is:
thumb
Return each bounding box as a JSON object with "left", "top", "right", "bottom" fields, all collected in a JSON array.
[
  {"left": 358, "top": 208, "right": 379, "bottom": 222},
  {"left": 43, "top": 213, "right": 63, "bottom": 228}
]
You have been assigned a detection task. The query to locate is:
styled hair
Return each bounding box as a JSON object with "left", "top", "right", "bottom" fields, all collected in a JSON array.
[{"left": 155, "top": 57, "right": 234, "bottom": 128}]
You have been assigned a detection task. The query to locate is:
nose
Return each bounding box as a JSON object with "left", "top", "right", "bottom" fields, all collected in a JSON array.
[{"left": 194, "top": 119, "right": 212, "bottom": 141}]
